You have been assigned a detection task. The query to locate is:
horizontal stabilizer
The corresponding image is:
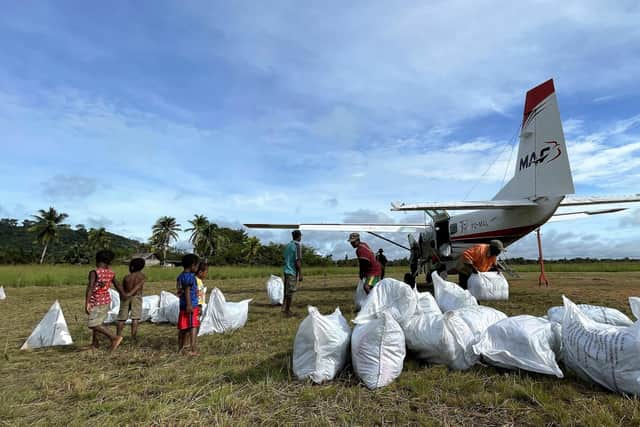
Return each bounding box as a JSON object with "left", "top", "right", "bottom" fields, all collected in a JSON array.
[
  {"left": 560, "top": 195, "right": 640, "bottom": 206},
  {"left": 390, "top": 199, "right": 537, "bottom": 211},
  {"left": 548, "top": 207, "right": 627, "bottom": 222},
  {"left": 244, "top": 223, "right": 426, "bottom": 232}
]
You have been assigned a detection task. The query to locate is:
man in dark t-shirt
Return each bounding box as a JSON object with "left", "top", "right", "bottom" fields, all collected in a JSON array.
[{"left": 376, "top": 249, "right": 388, "bottom": 279}]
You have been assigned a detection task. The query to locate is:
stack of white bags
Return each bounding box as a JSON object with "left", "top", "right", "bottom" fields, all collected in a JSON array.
[
  {"left": 105, "top": 289, "right": 161, "bottom": 324},
  {"left": 303, "top": 271, "right": 640, "bottom": 395},
  {"left": 20, "top": 286, "right": 253, "bottom": 351},
  {"left": 351, "top": 278, "right": 415, "bottom": 389}
]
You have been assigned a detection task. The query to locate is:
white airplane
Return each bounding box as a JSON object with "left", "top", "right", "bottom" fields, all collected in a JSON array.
[{"left": 246, "top": 79, "right": 640, "bottom": 283}]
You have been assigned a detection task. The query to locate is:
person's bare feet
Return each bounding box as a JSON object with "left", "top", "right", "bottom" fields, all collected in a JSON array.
[
  {"left": 187, "top": 350, "right": 199, "bottom": 357},
  {"left": 110, "top": 336, "right": 123, "bottom": 352},
  {"left": 81, "top": 345, "right": 98, "bottom": 352}
]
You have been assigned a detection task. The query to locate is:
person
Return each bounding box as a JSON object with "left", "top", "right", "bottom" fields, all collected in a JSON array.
[
  {"left": 282, "top": 230, "right": 303, "bottom": 317},
  {"left": 457, "top": 240, "right": 505, "bottom": 289},
  {"left": 195, "top": 261, "right": 208, "bottom": 312},
  {"left": 85, "top": 250, "right": 123, "bottom": 352},
  {"left": 177, "top": 253, "right": 200, "bottom": 355},
  {"left": 376, "top": 248, "right": 388, "bottom": 279},
  {"left": 116, "top": 257, "right": 146, "bottom": 341},
  {"left": 348, "top": 233, "right": 382, "bottom": 294}
]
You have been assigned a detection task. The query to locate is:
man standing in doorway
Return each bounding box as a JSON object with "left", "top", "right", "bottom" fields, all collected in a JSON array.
[
  {"left": 348, "top": 233, "right": 382, "bottom": 294},
  {"left": 376, "top": 248, "right": 388, "bottom": 279},
  {"left": 282, "top": 230, "right": 303, "bottom": 317}
]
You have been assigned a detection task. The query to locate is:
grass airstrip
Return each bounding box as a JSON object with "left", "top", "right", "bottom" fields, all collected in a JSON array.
[{"left": 1, "top": 264, "right": 639, "bottom": 425}]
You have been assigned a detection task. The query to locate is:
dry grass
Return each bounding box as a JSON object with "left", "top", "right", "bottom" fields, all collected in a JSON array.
[{"left": 1, "top": 269, "right": 639, "bottom": 426}]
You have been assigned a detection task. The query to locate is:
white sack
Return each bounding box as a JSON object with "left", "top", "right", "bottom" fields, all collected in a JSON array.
[
  {"left": 472, "top": 315, "right": 563, "bottom": 377},
  {"left": 354, "top": 278, "right": 368, "bottom": 312},
  {"left": 293, "top": 306, "right": 351, "bottom": 383},
  {"left": 198, "top": 288, "right": 252, "bottom": 335},
  {"left": 432, "top": 271, "right": 477, "bottom": 312},
  {"left": 353, "top": 278, "right": 417, "bottom": 325},
  {"left": 403, "top": 311, "right": 449, "bottom": 360},
  {"left": 105, "top": 288, "right": 121, "bottom": 323},
  {"left": 21, "top": 300, "right": 73, "bottom": 350},
  {"left": 548, "top": 303, "right": 633, "bottom": 327},
  {"left": 404, "top": 305, "right": 506, "bottom": 370},
  {"left": 562, "top": 296, "right": 640, "bottom": 396},
  {"left": 0, "top": 286, "right": 6, "bottom": 300},
  {"left": 414, "top": 288, "right": 441, "bottom": 315},
  {"left": 141, "top": 295, "right": 160, "bottom": 322},
  {"left": 151, "top": 291, "right": 180, "bottom": 324},
  {"left": 351, "top": 312, "right": 406, "bottom": 389},
  {"left": 266, "top": 275, "right": 284, "bottom": 305},
  {"left": 630, "top": 297, "right": 640, "bottom": 320},
  {"left": 468, "top": 272, "right": 509, "bottom": 301}
]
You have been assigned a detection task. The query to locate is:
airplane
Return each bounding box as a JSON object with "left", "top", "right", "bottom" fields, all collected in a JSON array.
[{"left": 245, "top": 79, "right": 640, "bottom": 285}]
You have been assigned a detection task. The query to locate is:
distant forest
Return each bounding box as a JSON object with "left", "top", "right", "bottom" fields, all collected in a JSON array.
[
  {"left": 1, "top": 211, "right": 637, "bottom": 266},
  {"left": 0, "top": 214, "right": 333, "bottom": 266}
]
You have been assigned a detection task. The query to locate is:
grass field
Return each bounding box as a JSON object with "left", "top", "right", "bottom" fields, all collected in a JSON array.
[
  {"left": 1, "top": 268, "right": 639, "bottom": 425},
  {"left": 1, "top": 261, "right": 639, "bottom": 288}
]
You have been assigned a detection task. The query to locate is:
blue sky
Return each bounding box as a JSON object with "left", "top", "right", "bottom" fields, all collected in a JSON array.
[{"left": 1, "top": 1, "right": 639, "bottom": 260}]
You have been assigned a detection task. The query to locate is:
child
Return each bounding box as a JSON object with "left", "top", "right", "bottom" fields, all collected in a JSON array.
[
  {"left": 116, "top": 257, "right": 146, "bottom": 341},
  {"left": 195, "top": 261, "right": 208, "bottom": 310},
  {"left": 85, "top": 250, "right": 123, "bottom": 352},
  {"left": 177, "top": 253, "right": 200, "bottom": 355}
]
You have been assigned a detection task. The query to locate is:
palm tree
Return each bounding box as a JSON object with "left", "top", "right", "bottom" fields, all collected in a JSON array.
[
  {"left": 201, "top": 223, "right": 228, "bottom": 262},
  {"left": 242, "top": 236, "right": 261, "bottom": 264},
  {"left": 88, "top": 227, "right": 111, "bottom": 251},
  {"left": 185, "top": 214, "right": 209, "bottom": 256},
  {"left": 29, "top": 207, "right": 69, "bottom": 264},
  {"left": 151, "top": 216, "right": 181, "bottom": 265}
]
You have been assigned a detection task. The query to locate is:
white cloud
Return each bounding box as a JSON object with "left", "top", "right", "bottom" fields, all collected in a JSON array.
[{"left": 2, "top": 1, "right": 639, "bottom": 259}]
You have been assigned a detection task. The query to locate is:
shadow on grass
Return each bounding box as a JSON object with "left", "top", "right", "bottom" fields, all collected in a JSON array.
[{"left": 224, "top": 351, "right": 292, "bottom": 383}]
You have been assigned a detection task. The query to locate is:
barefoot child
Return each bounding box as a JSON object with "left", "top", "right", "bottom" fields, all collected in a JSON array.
[
  {"left": 85, "top": 250, "right": 123, "bottom": 351},
  {"left": 116, "top": 257, "right": 146, "bottom": 341},
  {"left": 177, "top": 253, "right": 200, "bottom": 355}
]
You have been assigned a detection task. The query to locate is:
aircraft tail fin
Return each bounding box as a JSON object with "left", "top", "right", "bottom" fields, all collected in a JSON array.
[{"left": 494, "top": 79, "right": 575, "bottom": 200}]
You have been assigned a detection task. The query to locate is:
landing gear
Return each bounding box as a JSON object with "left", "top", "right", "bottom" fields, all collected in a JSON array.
[{"left": 536, "top": 228, "right": 550, "bottom": 287}]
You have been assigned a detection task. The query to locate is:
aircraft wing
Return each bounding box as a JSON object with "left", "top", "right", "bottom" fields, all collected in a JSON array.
[
  {"left": 244, "top": 223, "right": 427, "bottom": 232},
  {"left": 390, "top": 199, "right": 537, "bottom": 211},
  {"left": 548, "top": 207, "right": 627, "bottom": 222},
  {"left": 560, "top": 195, "right": 640, "bottom": 206}
]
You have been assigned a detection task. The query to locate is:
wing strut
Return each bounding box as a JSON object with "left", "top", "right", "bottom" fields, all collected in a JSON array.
[{"left": 366, "top": 232, "right": 410, "bottom": 251}]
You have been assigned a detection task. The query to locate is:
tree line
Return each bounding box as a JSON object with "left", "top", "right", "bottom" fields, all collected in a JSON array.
[{"left": 0, "top": 208, "right": 333, "bottom": 266}]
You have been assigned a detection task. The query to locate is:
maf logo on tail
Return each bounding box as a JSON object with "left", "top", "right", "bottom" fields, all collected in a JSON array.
[{"left": 519, "top": 141, "right": 562, "bottom": 171}]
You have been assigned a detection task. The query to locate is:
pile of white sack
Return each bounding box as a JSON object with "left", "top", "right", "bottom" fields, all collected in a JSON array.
[
  {"left": 323, "top": 272, "right": 640, "bottom": 395},
  {"left": 105, "top": 289, "right": 162, "bottom": 324}
]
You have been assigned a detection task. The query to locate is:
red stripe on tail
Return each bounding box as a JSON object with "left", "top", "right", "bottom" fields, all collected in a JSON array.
[{"left": 522, "top": 79, "right": 555, "bottom": 128}]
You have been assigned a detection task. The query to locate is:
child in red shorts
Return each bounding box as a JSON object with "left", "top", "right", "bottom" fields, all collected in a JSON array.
[{"left": 177, "top": 253, "right": 200, "bottom": 355}]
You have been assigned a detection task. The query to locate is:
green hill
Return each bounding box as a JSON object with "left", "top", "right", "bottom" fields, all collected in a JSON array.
[{"left": 0, "top": 219, "right": 144, "bottom": 264}]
